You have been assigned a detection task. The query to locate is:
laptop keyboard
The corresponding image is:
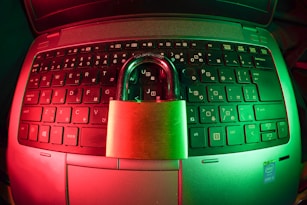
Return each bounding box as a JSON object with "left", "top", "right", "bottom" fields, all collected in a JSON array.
[{"left": 18, "top": 39, "right": 289, "bottom": 156}]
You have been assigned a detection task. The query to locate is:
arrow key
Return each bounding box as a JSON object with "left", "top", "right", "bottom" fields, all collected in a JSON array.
[{"left": 245, "top": 124, "right": 260, "bottom": 143}]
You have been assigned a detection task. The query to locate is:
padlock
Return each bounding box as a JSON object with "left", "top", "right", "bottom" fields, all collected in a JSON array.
[{"left": 106, "top": 53, "right": 188, "bottom": 160}]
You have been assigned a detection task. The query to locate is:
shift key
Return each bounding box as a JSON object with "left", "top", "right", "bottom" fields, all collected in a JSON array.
[
  {"left": 21, "top": 106, "right": 42, "bottom": 122},
  {"left": 254, "top": 104, "right": 286, "bottom": 120}
]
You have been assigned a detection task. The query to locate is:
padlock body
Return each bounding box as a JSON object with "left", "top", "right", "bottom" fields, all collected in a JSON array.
[{"left": 106, "top": 100, "right": 188, "bottom": 159}]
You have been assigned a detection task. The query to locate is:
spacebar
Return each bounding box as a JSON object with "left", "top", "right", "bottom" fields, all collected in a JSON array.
[
  {"left": 80, "top": 127, "right": 106, "bottom": 148},
  {"left": 254, "top": 104, "right": 286, "bottom": 120}
]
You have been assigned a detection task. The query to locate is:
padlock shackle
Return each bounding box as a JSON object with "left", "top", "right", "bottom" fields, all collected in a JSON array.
[{"left": 117, "top": 53, "right": 181, "bottom": 101}]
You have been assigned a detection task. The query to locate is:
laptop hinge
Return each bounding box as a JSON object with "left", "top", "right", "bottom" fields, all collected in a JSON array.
[
  {"left": 47, "top": 32, "right": 60, "bottom": 39},
  {"left": 242, "top": 25, "right": 258, "bottom": 33}
]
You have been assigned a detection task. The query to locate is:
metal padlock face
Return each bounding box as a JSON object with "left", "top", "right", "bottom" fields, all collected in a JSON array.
[{"left": 106, "top": 54, "right": 188, "bottom": 160}]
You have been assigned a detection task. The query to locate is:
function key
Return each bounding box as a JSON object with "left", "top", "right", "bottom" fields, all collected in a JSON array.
[
  {"left": 190, "top": 41, "right": 207, "bottom": 50},
  {"left": 45, "top": 51, "right": 55, "bottom": 59},
  {"left": 207, "top": 42, "right": 221, "bottom": 50},
  {"left": 248, "top": 46, "right": 258, "bottom": 54},
  {"left": 124, "top": 42, "right": 139, "bottom": 49},
  {"left": 109, "top": 43, "right": 122, "bottom": 50},
  {"left": 67, "top": 48, "right": 79, "bottom": 55},
  {"left": 174, "top": 41, "right": 189, "bottom": 48},
  {"left": 55, "top": 49, "right": 66, "bottom": 57},
  {"left": 80, "top": 46, "right": 92, "bottom": 53},
  {"left": 222, "top": 43, "right": 234, "bottom": 51},
  {"left": 157, "top": 41, "right": 172, "bottom": 48},
  {"left": 236, "top": 45, "right": 247, "bottom": 52},
  {"left": 35, "top": 53, "right": 45, "bottom": 61},
  {"left": 93, "top": 44, "right": 105, "bottom": 52},
  {"left": 140, "top": 41, "right": 155, "bottom": 49},
  {"left": 259, "top": 48, "right": 269, "bottom": 55}
]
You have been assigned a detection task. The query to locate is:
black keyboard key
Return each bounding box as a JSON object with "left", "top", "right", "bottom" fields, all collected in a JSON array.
[
  {"left": 251, "top": 70, "right": 282, "bottom": 101},
  {"left": 143, "top": 85, "right": 162, "bottom": 101},
  {"left": 222, "top": 43, "right": 234, "bottom": 51},
  {"left": 77, "top": 54, "right": 93, "bottom": 68},
  {"left": 187, "top": 86, "right": 206, "bottom": 102},
  {"left": 207, "top": 42, "right": 221, "bottom": 50},
  {"left": 56, "top": 107, "right": 72, "bottom": 123},
  {"left": 189, "top": 51, "right": 205, "bottom": 64},
  {"left": 90, "top": 107, "right": 108, "bottom": 124},
  {"left": 100, "top": 68, "right": 117, "bottom": 85},
  {"left": 66, "top": 72, "right": 81, "bottom": 85},
  {"left": 243, "top": 85, "right": 258, "bottom": 101},
  {"left": 64, "top": 127, "right": 79, "bottom": 146},
  {"left": 277, "top": 121, "right": 288, "bottom": 138},
  {"left": 42, "top": 107, "right": 56, "bottom": 122},
  {"left": 50, "top": 126, "right": 63, "bottom": 144},
  {"left": 238, "top": 105, "right": 254, "bottom": 121},
  {"left": 207, "top": 86, "right": 225, "bottom": 102},
  {"left": 63, "top": 56, "right": 77, "bottom": 69},
  {"left": 181, "top": 67, "right": 199, "bottom": 84},
  {"left": 226, "top": 126, "right": 244, "bottom": 145},
  {"left": 28, "top": 75, "right": 40, "bottom": 88},
  {"left": 29, "top": 124, "right": 38, "bottom": 141},
  {"left": 21, "top": 106, "right": 42, "bottom": 122},
  {"left": 72, "top": 107, "right": 89, "bottom": 124},
  {"left": 209, "top": 127, "right": 225, "bottom": 147},
  {"left": 40, "top": 74, "right": 52, "bottom": 88},
  {"left": 260, "top": 122, "right": 276, "bottom": 132},
  {"left": 207, "top": 51, "right": 224, "bottom": 66},
  {"left": 245, "top": 124, "right": 260, "bottom": 143},
  {"left": 254, "top": 103, "right": 286, "bottom": 120},
  {"left": 24, "top": 90, "right": 40, "bottom": 105},
  {"left": 52, "top": 73, "right": 66, "bottom": 87},
  {"left": 261, "top": 132, "right": 277, "bottom": 141},
  {"left": 40, "top": 90, "right": 52, "bottom": 104},
  {"left": 190, "top": 127, "right": 207, "bottom": 148},
  {"left": 102, "top": 87, "right": 116, "bottom": 103},
  {"left": 52, "top": 89, "right": 67, "bottom": 104},
  {"left": 223, "top": 52, "right": 239, "bottom": 66},
  {"left": 19, "top": 124, "right": 28, "bottom": 139},
  {"left": 50, "top": 58, "right": 63, "bottom": 71},
  {"left": 219, "top": 105, "right": 237, "bottom": 123},
  {"left": 226, "top": 85, "right": 243, "bottom": 102},
  {"left": 82, "top": 70, "right": 99, "bottom": 85},
  {"left": 200, "top": 67, "right": 218, "bottom": 83},
  {"left": 80, "top": 127, "right": 106, "bottom": 148},
  {"left": 39, "top": 125, "right": 50, "bottom": 143},
  {"left": 236, "top": 69, "right": 251, "bottom": 83},
  {"left": 84, "top": 88, "right": 101, "bottom": 103},
  {"left": 199, "top": 106, "right": 218, "bottom": 123},
  {"left": 67, "top": 88, "right": 83, "bottom": 104},
  {"left": 254, "top": 55, "right": 274, "bottom": 69},
  {"left": 187, "top": 106, "right": 198, "bottom": 124},
  {"left": 219, "top": 68, "right": 236, "bottom": 83},
  {"left": 238, "top": 53, "right": 254, "bottom": 67}
]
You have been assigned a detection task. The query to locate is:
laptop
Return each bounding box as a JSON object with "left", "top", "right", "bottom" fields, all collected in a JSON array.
[{"left": 7, "top": 0, "right": 302, "bottom": 204}]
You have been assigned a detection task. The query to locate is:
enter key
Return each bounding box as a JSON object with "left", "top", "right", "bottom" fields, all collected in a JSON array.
[{"left": 251, "top": 70, "right": 283, "bottom": 101}]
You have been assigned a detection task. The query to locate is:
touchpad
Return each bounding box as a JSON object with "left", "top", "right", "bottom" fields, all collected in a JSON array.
[{"left": 67, "top": 165, "right": 178, "bottom": 205}]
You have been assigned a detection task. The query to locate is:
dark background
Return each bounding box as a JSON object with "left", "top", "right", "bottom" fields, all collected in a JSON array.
[{"left": 0, "top": 0, "right": 306, "bottom": 204}]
